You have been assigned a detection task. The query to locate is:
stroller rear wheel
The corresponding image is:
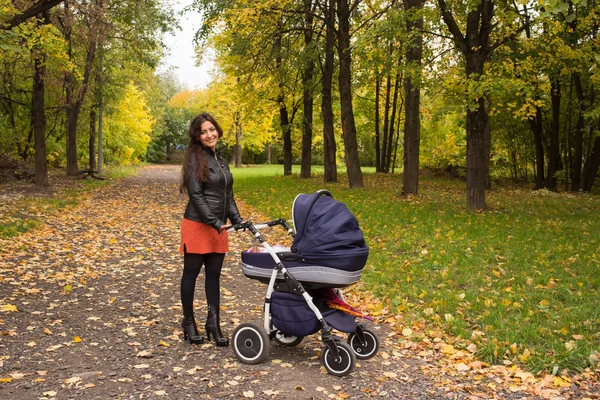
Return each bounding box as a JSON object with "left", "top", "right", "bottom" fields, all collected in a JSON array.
[
  {"left": 273, "top": 330, "right": 304, "bottom": 347},
  {"left": 232, "top": 323, "right": 270, "bottom": 365},
  {"left": 347, "top": 328, "right": 379, "bottom": 360},
  {"left": 321, "top": 341, "right": 355, "bottom": 377}
]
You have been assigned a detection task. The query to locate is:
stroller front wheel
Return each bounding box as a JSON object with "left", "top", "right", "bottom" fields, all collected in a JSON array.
[
  {"left": 232, "top": 323, "right": 270, "bottom": 365},
  {"left": 321, "top": 341, "right": 355, "bottom": 377},
  {"left": 347, "top": 328, "right": 379, "bottom": 360},
  {"left": 273, "top": 330, "right": 304, "bottom": 347}
]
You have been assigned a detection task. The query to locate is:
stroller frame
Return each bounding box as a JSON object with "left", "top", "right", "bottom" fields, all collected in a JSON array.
[{"left": 229, "top": 197, "right": 379, "bottom": 376}]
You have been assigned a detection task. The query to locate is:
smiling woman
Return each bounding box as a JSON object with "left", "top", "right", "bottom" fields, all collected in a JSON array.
[{"left": 177, "top": 112, "right": 244, "bottom": 347}]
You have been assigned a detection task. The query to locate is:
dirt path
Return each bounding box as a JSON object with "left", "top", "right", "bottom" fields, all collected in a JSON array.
[{"left": 0, "top": 165, "right": 537, "bottom": 399}]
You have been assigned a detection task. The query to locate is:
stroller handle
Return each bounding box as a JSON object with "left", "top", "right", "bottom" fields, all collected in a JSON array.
[{"left": 226, "top": 219, "right": 295, "bottom": 237}]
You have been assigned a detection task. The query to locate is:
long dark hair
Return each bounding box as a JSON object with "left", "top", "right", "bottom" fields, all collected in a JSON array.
[{"left": 179, "top": 112, "right": 224, "bottom": 193}]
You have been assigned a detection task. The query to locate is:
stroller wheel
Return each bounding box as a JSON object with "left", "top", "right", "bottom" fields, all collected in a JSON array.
[
  {"left": 273, "top": 330, "right": 304, "bottom": 347},
  {"left": 347, "top": 328, "right": 379, "bottom": 360},
  {"left": 232, "top": 323, "right": 270, "bottom": 365},
  {"left": 321, "top": 341, "right": 355, "bottom": 377}
]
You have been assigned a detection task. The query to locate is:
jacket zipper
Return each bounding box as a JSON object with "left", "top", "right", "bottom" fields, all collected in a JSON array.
[{"left": 215, "top": 153, "right": 228, "bottom": 223}]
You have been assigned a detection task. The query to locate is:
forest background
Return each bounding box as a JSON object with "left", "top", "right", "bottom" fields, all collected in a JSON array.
[
  {"left": 2, "top": 0, "right": 600, "bottom": 204},
  {"left": 1, "top": 0, "right": 599, "bottom": 379}
]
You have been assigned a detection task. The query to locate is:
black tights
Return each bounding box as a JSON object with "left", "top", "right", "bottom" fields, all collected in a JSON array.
[{"left": 181, "top": 252, "right": 225, "bottom": 313}]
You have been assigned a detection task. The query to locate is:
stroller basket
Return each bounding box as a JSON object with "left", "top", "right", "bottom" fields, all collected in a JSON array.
[{"left": 271, "top": 291, "right": 356, "bottom": 337}]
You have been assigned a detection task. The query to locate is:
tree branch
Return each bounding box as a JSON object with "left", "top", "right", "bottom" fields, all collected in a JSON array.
[
  {"left": 421, "top": 28, "right": 455, "bottom": 42},
  {"left": 436, "top": 0, "right": 467, "bottom": 53},
  {"left": 489, "top": 22, "right": 530, "bottom": 52},
  {"left": 2, "top": 0, "right": 65, "bottom": 30}
]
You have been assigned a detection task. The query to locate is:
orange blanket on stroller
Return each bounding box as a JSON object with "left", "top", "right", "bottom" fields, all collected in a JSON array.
[{"left": 316, "top": 288, "right": 373, "bottom": 321}]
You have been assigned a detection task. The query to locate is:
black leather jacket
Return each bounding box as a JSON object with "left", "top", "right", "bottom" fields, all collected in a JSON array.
[{"left": 184, "top": 147, "right": 243, "bottom": 231}]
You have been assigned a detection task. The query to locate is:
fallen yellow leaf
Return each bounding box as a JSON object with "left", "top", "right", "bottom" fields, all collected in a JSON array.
[
  {"left": 455, "top": 362, "right": 470, "bottom": 371},
  {"left": 553, "top": 376, "right": 571, "bottom": 388},
  {"left": 442, "top": 344, "right": 456, "bottom": 355}
]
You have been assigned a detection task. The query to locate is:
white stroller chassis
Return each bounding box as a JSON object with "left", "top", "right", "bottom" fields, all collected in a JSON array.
[{"left": 228, "top": 219, "right": 379, "bottom": 377}]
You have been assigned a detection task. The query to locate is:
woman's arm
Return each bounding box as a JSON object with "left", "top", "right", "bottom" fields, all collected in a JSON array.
[{"left": 227, "top": 185, "right": 243, "bottom": 225}]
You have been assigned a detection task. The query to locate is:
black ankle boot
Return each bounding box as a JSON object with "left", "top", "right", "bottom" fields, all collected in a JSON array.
[
  {"left": 181, "top": 309, "right": 204, "bottom": 345},
  {"left": 205, "top": 305, "right": 229, "bottom": 347}
]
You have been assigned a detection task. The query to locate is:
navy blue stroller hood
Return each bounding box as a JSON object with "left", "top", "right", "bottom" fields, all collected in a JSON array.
[{"left": 291, "top": 190, "right": 369, "bottom": 272}]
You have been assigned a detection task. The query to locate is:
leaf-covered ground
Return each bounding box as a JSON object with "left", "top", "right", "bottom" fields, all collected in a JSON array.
[{"left": 0, "top": 165, "right": 597, "bottom": 399}]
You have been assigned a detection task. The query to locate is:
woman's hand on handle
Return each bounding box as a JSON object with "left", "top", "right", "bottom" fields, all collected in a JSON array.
[{"left": 224, "top": 220, "right": 249, "bottom": 232}]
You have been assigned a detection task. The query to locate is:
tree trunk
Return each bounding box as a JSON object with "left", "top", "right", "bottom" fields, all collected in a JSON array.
[
  {"left": 65, "top": 49, "right": 96, "bottom": 176},
  {"left": 465, "top": 54, "right": 488, "bottom": 210},
  {"left": 321, "top": 0, "right": 337, "bottom": 183},
  {"left": 392, "top": 113, "right": 401, "bottom": 173},
  {"left": 322, "top": 0, "right": 337, "bottom": 183},
  {"left": 402, "top": 0, "right": 424, "bottom": 195},
  {"left": 386, "top": 72, "right": 400, "bottom": 173},
  {"left": 582, "top": 135, "right": 600, "bottom": 192},
  {"left": 403, "top": 81, "right": 421, "bottom": 195},
  {"left": 336, "top": 0, "right": 363, "bottom": 188},
  {"left": 571, "top": 73, "right": 584, "bottom": 192},
  {"left": 64, "top": 2, "right": 77, "bottom": 176},
  {"left": 64, "top": 1, "right": 98, "bottom": 176},
  {"left": 65, "top": 105, "right": 79, "bottom": 175},
  {"left": 280, "top": 100, "right": 292, "bottom": 175},
  {"left": 300, "top": 0, "right": 314, "bottom": 178},
  {"left": 546, "top": 78, "right": 561, "bottom": 190},
  {"left": 235, "top": 110, "right": 242, "bottom": 168},
  {"left": 484, "top": 94, "right": 491, "bottom": 190},
  {"left": 375, "top": 66, "right": 381, "bottom": 173},
  {"left": 438, "top": 0, "right": 499, "bottom": 210},
  {"left": 266, "top": 143, "right": 271, "bottom": 164},
  {"left": 89, "top": 108, "right": 97, "bottom": 171},
  {"left": 528, "top": 106, "right": 545, "bottom": 189},
  {"left": 97, "top": 45, "right": 104, "bottom": 174},
  {"left": 381, "top": 70, "right": 392, "bottom": 172},
  {"left": 274, "top": 32, "right": 292, "bottom": 176},
  {"left": 33, "top": 50, "right": 48, "bottom": 186}
]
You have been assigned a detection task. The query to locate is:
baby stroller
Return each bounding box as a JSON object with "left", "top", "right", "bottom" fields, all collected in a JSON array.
[{"left": 228, "top": 190, "right": 379, "bottom": 376}]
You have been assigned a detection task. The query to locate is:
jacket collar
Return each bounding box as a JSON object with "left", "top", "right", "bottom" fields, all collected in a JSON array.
[{"left": 201, "top": 146, "right": 220, "bottom": 158}]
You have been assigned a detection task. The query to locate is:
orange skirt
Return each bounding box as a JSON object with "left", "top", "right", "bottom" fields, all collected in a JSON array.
[{"left": 180, "top": 218, "right": 229, "bottom": 255}]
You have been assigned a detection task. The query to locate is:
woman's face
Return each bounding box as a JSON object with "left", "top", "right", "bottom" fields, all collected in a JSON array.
[{"left": 199, "top": 120, "right": 219, "bottom": 150}]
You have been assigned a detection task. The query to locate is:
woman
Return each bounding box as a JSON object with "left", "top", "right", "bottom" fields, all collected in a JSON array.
[{"left": 179, "top": 112, "right": 243, "bottom": 346}]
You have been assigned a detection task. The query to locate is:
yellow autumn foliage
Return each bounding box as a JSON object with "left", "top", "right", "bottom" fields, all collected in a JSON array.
[{"left": 103, "top": 82, "right": 155, "bottom": 166}]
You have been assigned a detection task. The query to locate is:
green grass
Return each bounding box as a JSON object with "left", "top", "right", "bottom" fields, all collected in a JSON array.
[
  {"left": 0, "top": 165, "right": 139, "bottom": 239},
  {"left": 231, "top": 165, "right": 600, "bottom": 374}
]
